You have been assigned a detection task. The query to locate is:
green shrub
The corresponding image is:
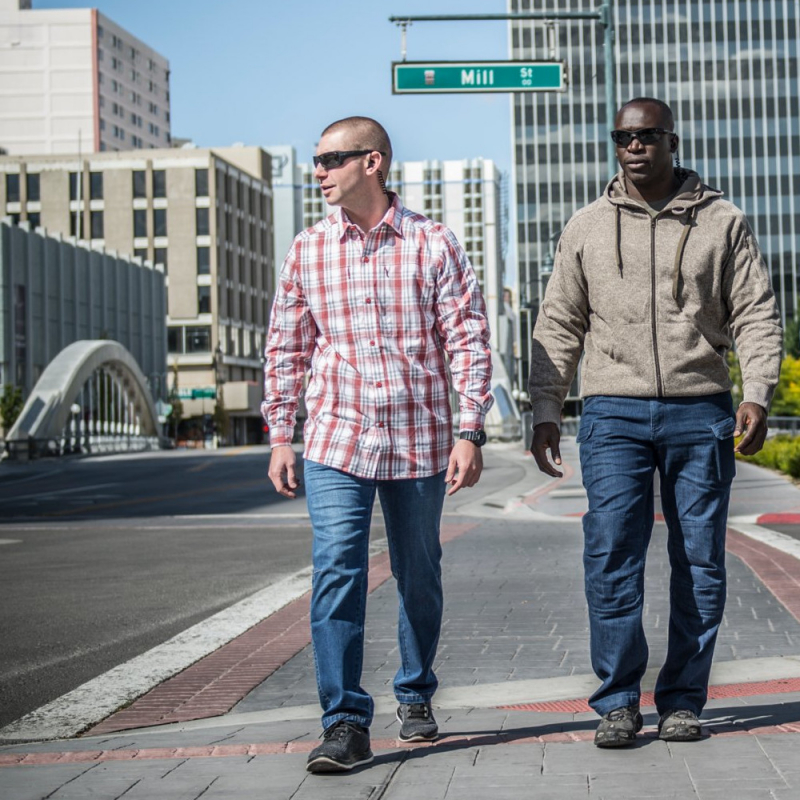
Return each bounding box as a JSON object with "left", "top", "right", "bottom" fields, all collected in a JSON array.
[{"left": 739, "top": 435, "right": 800, "bottom": 479}]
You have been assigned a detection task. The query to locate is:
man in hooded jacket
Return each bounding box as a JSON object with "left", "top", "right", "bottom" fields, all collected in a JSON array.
[{"left": 528, "top": 97, "right": 782, "bottom": 747}]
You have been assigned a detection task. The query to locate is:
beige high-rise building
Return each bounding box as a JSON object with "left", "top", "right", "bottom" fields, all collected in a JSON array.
[
  {"left": 0, "top": 0, "right": 170, "bottom": 155},
  {"left": 300, "top": 157, "right": 506, "bottom": 338},
  {"left": 0, "top": 145, "right": 275, "bottom": 445}
]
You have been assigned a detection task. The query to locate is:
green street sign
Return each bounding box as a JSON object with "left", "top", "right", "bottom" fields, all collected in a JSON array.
[
  {"left": 392, "top": 61, "right": 566, "bottom": 94},
  {"left": 176, "top": 387, "right": 216, "bottom": 399}
]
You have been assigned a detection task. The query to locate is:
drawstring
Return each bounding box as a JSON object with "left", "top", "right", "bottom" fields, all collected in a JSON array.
[
  {"left": 671, "top": 206, "right": 696, "bottom": 302},
  {"left": 615, "top": 205, "right": 623, "bottom": 277}
]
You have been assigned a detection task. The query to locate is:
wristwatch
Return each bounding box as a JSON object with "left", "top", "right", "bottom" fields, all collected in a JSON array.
[{"left": 459, "top": 429, "right": 487, "bottom": 447}]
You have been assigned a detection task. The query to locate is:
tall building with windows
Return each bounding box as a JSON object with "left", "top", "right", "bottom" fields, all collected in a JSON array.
[
  {"left": 300, "top": 157, "right": 506, "bottom": 332},
  {"left": 510, "top": 0, "right": 799, "bottom": 395},
  {"left": 0, "top": 0, "right": 170, "bottom": 155},
  {"left": 0, "top": 146, "right": 274, "bottom": 444}
]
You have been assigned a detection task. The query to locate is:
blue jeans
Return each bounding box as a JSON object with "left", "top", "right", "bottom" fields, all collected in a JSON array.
[
  {"left": 577, "top": 393, "right": 736, "bottom": 717},
  {"left": 303, "top": 460, "right": 447, "bottom": 730}
]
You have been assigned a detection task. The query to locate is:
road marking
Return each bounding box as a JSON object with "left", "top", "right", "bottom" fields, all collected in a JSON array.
[
  {"left": 0, "top": 539, "right": 21, "bottom": 545},
  {"left": 0, "top": 568, "right": 314, "bottom": 743},
  {"left": 6, "top": 483, "right": 119, "bottom": 502},
  {"left": 187, "top": 461, "right": 215, "bottom": 473}
]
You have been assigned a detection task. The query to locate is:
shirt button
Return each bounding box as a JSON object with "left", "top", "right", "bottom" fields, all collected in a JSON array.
[
  {"left": 377, "top": 422, "right": 385, "bottom": 428},
  {"left": 375, "top": 382, "right": 382, "bottom": 388},
  {"left": 363, "top": 256, "right": 369, "bottom": 263},
  {"left": 369, "top": 340, "right": 376, "bottom": 346},
  {"left": 365, "top": 297, "right": 372, "bottom": 304}
]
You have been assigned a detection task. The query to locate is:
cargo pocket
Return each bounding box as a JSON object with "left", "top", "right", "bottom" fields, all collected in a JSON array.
[{"left": 710, "top": 416, "right": 736, "bottom": 484}]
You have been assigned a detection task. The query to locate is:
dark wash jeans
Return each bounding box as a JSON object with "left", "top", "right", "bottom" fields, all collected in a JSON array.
[
  {"left": 577, "top": 393, "right": 736, "bottom": 717},
  {"left": 304, "top": 460, "right": 447, "bottom": 730}
]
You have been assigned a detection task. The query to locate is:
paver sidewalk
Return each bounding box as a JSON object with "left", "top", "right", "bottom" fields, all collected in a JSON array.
[{"left": 3, "top": 441, "right": 800, "bottom": 799}]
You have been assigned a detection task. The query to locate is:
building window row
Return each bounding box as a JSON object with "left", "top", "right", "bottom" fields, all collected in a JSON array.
[{"left": 133, "top": 208, "right": 168, "bottom": 237}]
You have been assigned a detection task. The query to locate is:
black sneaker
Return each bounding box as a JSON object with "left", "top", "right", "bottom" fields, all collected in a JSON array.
[
  {"left": 594, "top": 705, "right": 643, "bottom": 748},
  {"left": 306, "top": 721, "right": 373, "bottom": 773},
  {"left": 658, "top": 709, "right": 702, "bottom": 741},
  {"left": 396, "top": 702, "right": 438, "bottom": 742}
]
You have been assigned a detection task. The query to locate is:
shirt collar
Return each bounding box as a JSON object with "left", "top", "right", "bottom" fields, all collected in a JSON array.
[{"left": 336, "top": 193, "right": 405, "bottom": 241}]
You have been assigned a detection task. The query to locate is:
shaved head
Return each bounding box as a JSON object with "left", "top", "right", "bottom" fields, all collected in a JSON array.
[
  {"left": 321, "top": 116, "right": 393, "bottom": 172},
  {"left": 616, "top": 97, "right": 675, "bottom": 130}
]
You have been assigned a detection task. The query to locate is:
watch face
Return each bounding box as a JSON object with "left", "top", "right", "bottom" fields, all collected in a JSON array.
[{"left": 461, "top": 430, "right": 486, "bottom": 447}]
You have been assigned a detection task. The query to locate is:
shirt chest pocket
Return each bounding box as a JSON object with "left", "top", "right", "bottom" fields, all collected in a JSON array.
[{"left": 377, "top": 260, "right": 437, "bottom": 315}]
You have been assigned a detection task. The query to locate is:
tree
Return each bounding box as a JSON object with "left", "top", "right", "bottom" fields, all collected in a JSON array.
[
  {"left": 167, "top": 363, "right": 184, "bottom": 440},
  {"left": 785, "top": 311, "right": 800, "bottom": 359},
  {"left": 0, "top": 384, "right": 24, "bottom": 434},
  {"left": 771, "top": 355, "right": 800, "bottom": 417}
]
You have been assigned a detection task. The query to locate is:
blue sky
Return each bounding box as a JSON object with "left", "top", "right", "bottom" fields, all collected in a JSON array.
[{"left": 37, "top": 0, "right": 513, "bottom": 173}]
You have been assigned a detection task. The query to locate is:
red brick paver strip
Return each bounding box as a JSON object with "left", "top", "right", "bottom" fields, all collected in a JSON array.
[
  {"left": 501, "top": 677, "right": 800, "bottom": 713},
  {"left": 86, "top": 522, "right": 477, "bottom": 736},
  {"left": 726, "top": 527, "right": 800, "bottom": 625},
  {"left": 7, "top": 714, "right": 800, "bottom": 768}
]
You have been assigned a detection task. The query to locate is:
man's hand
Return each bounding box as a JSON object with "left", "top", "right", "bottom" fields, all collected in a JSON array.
[
  {"left": 268, "top": 445, "right": 299, "bottom": 498},
  {"left": 734, "top": 402, "right": 768, "bottom": 455},
  {"left": 531, "top": 422, "right": 563, "bottom": 477},
  {"left": 445, "top": 439, "right": 483, "bottom": 496}
]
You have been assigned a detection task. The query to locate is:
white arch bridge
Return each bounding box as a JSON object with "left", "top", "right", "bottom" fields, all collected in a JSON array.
[{"left": 5, "top": 340, "right": 162, "bottom": 459}]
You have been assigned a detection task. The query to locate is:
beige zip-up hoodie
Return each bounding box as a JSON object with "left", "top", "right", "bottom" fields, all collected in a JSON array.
[{"left": 528, "top": 169, "right": 783, "bottom": 428}]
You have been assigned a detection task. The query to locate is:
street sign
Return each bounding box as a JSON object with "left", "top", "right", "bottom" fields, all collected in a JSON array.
[
  {"left": 176, "top": 387, "right": 216, "bottom": 399},
  {"left": 392, "top": 61, "right": 566, "bottom": 94}
]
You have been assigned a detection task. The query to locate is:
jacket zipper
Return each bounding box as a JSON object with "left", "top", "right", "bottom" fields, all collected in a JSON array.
[{"left": 650, "top": 217, "right": 664, "bottom": 397}]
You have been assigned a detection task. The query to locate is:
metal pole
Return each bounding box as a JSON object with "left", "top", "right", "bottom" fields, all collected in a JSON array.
[{"left": 601, "top": 2, "right": 618, "bottom": 179}]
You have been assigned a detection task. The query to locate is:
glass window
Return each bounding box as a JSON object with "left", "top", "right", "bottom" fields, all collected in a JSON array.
[
  {"left": 154, "top": 247, "right": 168, "bottom": 271},
  {"left": 153, "top": 208, "right": 167, "bottom": 237},
  {"left": 70, "top": 211, "right": 84, "bottom": 238},
  {"left": 134, "top": 247, "right": 148, "bottom": 261},
  {"left": 186, "top": 326, "right": 211, "bottom": 352},
  {"left": 5, "top": 173, "right": 20, "bottom": 202},
  {"left": 27, "top": 211, "right": 40, "bottom": 228},
  {"left": 133, "top": 208, "right": 147, "bottom": 237},
  {"left": 196, "top": 207, "right": 210, "bottom": 236},
  {"left": 26, "top": 173, "right": 40, "bottom": 202},
  {"left": 90, "top": 210, "right": 104, "bottom": 239},
  {"left": 153, "top": 170, "right": 167, "bottom": 198},
  {"left": 198, "top": 285, "right": 211, "bottom": 315},
  {"left": 132, "top": 170, "right": 146, "bottom": 198},
  {"left": 197, "top": 246, "right": 210, "bottom": 274},
  {"left": 90, "top": 172, "right": 103, "bottom": 200},
  {"left": 195, "top": 168, "right": 209, "bottom": 197},
  {"left": 167, "top": 326, "right": 183, "bottom": 353}
]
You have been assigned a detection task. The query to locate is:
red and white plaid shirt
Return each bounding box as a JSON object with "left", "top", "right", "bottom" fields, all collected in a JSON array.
[{"left": 262, "top": 194, "right": 493, "bottom": 480}]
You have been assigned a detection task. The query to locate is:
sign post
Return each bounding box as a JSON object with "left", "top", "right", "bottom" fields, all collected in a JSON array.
[{"left": 392, "top": 61, "right": 566, "bottom": 94}]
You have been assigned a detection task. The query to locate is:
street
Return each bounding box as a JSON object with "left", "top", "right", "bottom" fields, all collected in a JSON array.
[{"left": 0, "top": 444, "right": 528, "bottom": 732}]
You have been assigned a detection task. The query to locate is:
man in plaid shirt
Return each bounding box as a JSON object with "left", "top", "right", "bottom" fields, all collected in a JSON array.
[{"left": 263, "top": 116, "right": 493, "bottom": 773}]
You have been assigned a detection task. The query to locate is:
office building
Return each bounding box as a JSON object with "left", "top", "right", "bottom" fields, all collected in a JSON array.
[
  {"left": 0, "top": 0, "right": 170, "bottom": 155},
  {"left": 0, "top": 145, "right": 275, "bottom": 444},
  {"left": 301, "top": 157, "right": 506, "bottom": 334},
  {"left": 510, "top": 0, "right": 800, "bottom": 397},
  {"left": 266, "top": 144, "right": 302, "bottom": 276},
  {"left": 0, "top": 217, "right": 166, "bottom": 399}
]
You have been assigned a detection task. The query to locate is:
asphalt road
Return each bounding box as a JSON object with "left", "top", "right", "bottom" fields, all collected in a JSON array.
[{"left": 0, "top": 444, "right": 527, "bottom": 731}]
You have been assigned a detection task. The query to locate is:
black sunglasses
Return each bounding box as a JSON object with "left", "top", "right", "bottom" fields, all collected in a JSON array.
[
  {"left": 313, "top": 149, "right": 386, "bottom": 169},
  {"left": 610, "top": 128, "right": 674, "bottom": 147}
]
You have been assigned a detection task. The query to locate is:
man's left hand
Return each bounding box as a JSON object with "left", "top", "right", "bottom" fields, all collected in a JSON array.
[
  {"left": 445, "top": 439, "right": 483, "bottom": 496},
  {"left": 734, "top": 402, "right": 768, "bottom": 455}
]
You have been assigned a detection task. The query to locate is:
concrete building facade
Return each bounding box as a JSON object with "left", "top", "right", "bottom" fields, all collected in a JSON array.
[
  {"left": 0, "top": 146, "right": 275, "bottom": 444},
  {"left": 0, "top": 0, "right": 170, "bottom": 155},
  {"left": 300, "top": 157, "right": 506, "bottom": 337},
  {"left": 0, "top": 217, "right": 166, "bottom": 400}
]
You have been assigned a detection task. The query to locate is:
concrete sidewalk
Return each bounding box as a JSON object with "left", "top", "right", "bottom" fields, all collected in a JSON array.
[{"left": 3, "top": 442, "right": 800, "bottom": 799}]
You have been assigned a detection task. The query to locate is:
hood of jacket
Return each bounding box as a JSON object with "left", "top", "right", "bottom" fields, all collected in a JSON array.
[{"left": 605, "top": 169, "right": 724, "bottom": 302}]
